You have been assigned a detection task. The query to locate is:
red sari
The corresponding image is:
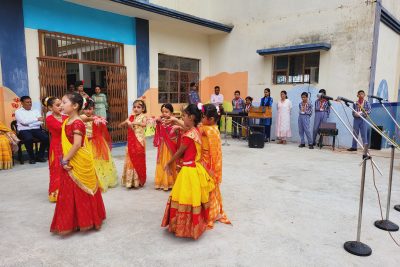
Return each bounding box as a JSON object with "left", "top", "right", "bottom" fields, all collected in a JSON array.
[
  {"left": 50, "top": 120, "right": 106, "bottom": 235},
  {"left": 122, "top": 114, "right": 147, "bottom": 188},
  {"left": 46, "top": 114, "right": 68, "bottom": 202}
]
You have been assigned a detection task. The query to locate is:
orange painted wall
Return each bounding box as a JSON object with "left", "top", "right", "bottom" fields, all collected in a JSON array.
[{"left": 142, "top": 71, "right": 248, "bottom": 117}]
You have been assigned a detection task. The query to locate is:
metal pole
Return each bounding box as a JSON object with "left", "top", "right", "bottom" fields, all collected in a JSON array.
[
  {"left": 357, "top": 146, "right": 369, "bottom": 242},
  {"left": 386, "top": 145, "right": 395, "bottom": 220},
  {"left": 222, "top": 113, "right": 230, "bottom": 146},
  {"left": 380, "top": 102, "right": 400, "bottom": 131},
  {"left": 343, "top": 146, "right": 372, "bottom": 256}
]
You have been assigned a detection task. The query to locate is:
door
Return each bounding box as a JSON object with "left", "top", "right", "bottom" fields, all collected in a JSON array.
[
  {"left": 38, "top": 58, "right": 67, "bottom": 100},
  {"left": 106, "top": 66, "right": 128, "bottom": 143}
]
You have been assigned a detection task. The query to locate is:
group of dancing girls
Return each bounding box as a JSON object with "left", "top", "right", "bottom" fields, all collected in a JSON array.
[{"left": 43, "top": 92, "right": 230, "bottom": 239}]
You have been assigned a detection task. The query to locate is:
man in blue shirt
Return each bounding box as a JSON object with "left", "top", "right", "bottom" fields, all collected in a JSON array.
[
  {"left": 188, "top": 82, "right": 200, "bottom": 105},
  {"left": 347, "top": 90, "right": 371, "bottom": 151}
]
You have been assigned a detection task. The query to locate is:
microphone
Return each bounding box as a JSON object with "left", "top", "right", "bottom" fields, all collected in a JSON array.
[
  {"left": 336, "top": 96, "right": 354, "bottom": 104},
  {"left": 321, "top": 95, "right": 334, "bottom": 101},
  {"left": 368, "top": 95, "right": 387, "bottom": 102}
]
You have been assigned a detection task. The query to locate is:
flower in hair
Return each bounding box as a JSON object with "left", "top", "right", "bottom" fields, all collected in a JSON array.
[
  {"left": 197, "top": 103, "right": 204, "bottom": 112},
  {"left": 44, "top": 96, "right": 51, "bottom": 107},
  {"left": 82, "top": 97, "right": 88, "bottom": 108}
]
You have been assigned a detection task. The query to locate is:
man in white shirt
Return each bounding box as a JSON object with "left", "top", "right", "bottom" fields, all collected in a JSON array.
[
  {"left": 15, "top": 96, "right": 49, "bottom": 164},
  {"left": 210, "top": 86, "right": 224, "bottom": 130},
  {"left": 211, "top": 86, "right": 224, "bottom": 107}
]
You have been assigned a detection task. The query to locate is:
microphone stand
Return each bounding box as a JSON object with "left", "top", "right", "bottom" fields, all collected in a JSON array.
[
  {"left": 345, "top": 103, "right": 399, "bottom": 231},
  {"left": 329, "top": 101, "right": 375, "bottom": 256},
  {"left": 374, "top": 100, "right": 400, "bottom": 215},
  {"left": 222, "top": 112, "right": 230, "bottom": 146}
]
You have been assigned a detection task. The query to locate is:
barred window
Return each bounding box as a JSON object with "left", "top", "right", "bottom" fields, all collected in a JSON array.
[
  {"left": 158, "top": 54, "right": 200, "bottom": 104},
  {"left": 273, "top": 52, "right": 320, "bottom": 84}
]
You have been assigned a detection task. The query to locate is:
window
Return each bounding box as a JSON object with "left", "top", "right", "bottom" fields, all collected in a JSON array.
[
  {"left": 273, "top": 52, "right": 320, "bottom": 84},
  {"left": 158, "top": 54, "right": 200, "bottom": 103}
]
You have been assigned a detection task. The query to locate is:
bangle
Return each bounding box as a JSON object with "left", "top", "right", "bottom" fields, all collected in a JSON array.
[{"left": 60, "top": 159, "right": 70, "bottom": 166}]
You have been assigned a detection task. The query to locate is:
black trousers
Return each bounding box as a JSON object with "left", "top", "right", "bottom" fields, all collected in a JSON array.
[
  {"left": 19, "top": 129, "right": 49, "bottom": 160},
  {"left": 260, "top": 120, "right": 272, "bottom": 141}
]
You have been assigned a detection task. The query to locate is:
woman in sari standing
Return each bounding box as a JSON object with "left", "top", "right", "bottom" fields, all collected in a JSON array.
[
  {"left": 199, "top": 104, "right": 231, "bottom": 228},
  {"left": 0, "top": 121, "right": 19, "bottom": 170},
  {"left": 92, "top": 86, "right": 108, "bottom": 119},
  {"left": 50, "top": 92, "right": 106, "bottom": 235},
  {"left": 44, "top": 96, "right": 68, "bottom": 202},
  {"left": 120, "top": 99, "right": 147, "bottom": 188},
  {"left": 153, "top": 103, "right": 180, "bottom": 191},
  {"left": 162, "top": 104, "right": 215, "bottom": 240}
]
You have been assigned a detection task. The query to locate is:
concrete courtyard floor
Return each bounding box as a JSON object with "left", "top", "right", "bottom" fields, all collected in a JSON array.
[{"left": 1, "top": 139, "right": 400, "bottom": 266}]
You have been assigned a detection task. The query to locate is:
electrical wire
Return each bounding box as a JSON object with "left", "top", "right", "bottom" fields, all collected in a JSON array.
[
  {"left": 340, "top": 101, "right": 353, "bottom": 127},
  {"left": 370, "top": 160, "right": 400, "bottom": 247}
]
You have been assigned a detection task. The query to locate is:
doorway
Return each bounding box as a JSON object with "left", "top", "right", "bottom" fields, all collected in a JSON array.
[{"left": 38, "top": 30, "right": 128, "bottom": 142}]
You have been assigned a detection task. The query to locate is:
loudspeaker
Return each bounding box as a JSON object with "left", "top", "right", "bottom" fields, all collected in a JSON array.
[
  {"left": 249, "top": 132, "right": 264, "bottom": 148},
  {"left": 370, "top": 126, "right": 383, "bottom": 150}
]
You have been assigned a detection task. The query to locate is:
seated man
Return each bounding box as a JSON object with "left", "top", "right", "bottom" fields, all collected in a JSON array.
[{"left": 15, "top": 96, "right": 49, "bottom": 164}]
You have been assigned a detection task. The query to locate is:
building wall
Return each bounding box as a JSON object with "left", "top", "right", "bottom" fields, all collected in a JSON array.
[
  {"left": 151, "top": 0, "right": 377, "bottom": 100},
  {"left": 374, "top": 23, "right": 400, "bottom": 102},
  {"left": 144, "top": 20, "right": 211, "bottom": 116},
  {"left": 150, "top": 0, "right": 378, "bottom": 146},
  {"left": 21, "top": 0, "right": 137, "bottom": 110},
  {"left": 0, "top": 0, "right": 29, "bottom": 96}
]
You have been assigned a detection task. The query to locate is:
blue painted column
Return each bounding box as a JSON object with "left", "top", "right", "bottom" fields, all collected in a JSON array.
[
  {"left": 135, "top": 18, "right": 150, "bottom": 97},
  {"left": 0, "top": 0, "right": 29, "bottom": 96}
]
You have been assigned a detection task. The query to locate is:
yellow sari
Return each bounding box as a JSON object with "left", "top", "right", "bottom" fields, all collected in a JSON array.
[
  {"left": 162, "top": 128, "right": 215, "bottom": 239},
  {"left": 61, "top": 120, "right": 98, "bottom": 195},
  {"left": 0, "top": 122, "right": 13, "bottom": 170}
]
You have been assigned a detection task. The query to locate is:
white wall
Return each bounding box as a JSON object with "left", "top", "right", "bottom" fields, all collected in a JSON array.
[
  {"left": 24, "top": 28, "right": 41, "bottom": 109},
  {"left": 151, "top": 0, "right": 377, "bottom": 102},
  {"left": 149, "top": 20, "right": 210, "bottom": 88},
  {"left": 375, "top": 23, "right": 400, "bottom": 101},
  {"left": 124, "top": 44, "right": 137, "bottom": 111}
]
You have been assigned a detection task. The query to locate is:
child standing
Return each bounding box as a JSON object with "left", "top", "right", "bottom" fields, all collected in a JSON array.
[
  {"left": 244, "top": 96, "right": 253, "bottom": 138},
  {"left": 161, "top": 104, "right": 215, "bottom": 240},
  {"left": 44, "top": 97, "right": 68, "bottom": 202},
  {"left": 259, "top": 88, "right": 273, "bottom": 142},
  {"left": 231, "top": 90, "right": 245, "bottom": 138},
  {"left": 347, "top": 90, "right": 371, "bottom": 151},
  {"left": 312, "top": 89, "right": 330, "bottom": 145},
  {"left": 200, "top": 104, "right": 231, "bottom": 228},
  {"left": 298, "top": 92, "right": 314, "bottom": 149},
  {"left": 81, "top": 99, "right": 118, "bottom": 192},
  {"left": 120, "top": 100, "right": 147, "bottom": 188},
  {"left": 276, "top": 91, "right": 292, "bottom": 144},
  {"left": 51, "top": 92, "right": 106, "bottom": 235},
  {"left": 153, "top": 104, "right": 180, "bottom": 191}
]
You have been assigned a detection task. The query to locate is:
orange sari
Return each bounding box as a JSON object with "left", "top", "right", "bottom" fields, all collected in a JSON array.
[
  {"left": 153, "top": 122, "right": 180, "bottom": 190},
  {"left": 200, "top": 125, "right": 231, "bottom": 227}
]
